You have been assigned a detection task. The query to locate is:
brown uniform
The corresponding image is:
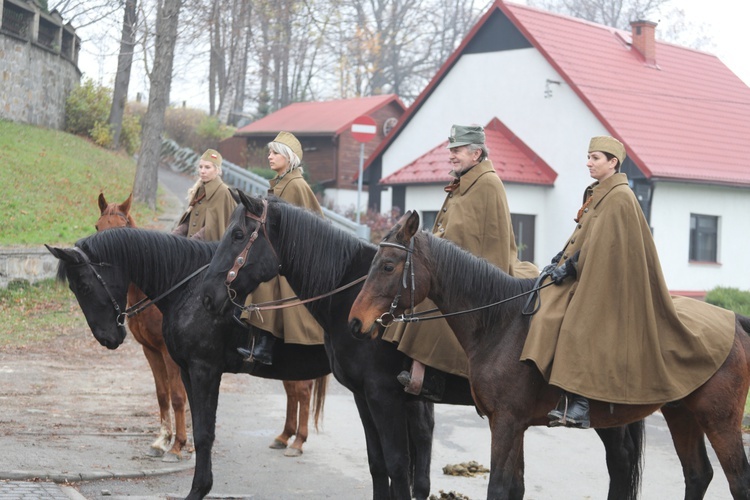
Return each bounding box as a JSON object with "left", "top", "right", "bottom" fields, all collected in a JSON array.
[
  {"left": 178, "top": 178, "right": 236, "bottom": 241},
  {"left": 521, "top": 173, "right": 734, "bottom": 404},
  {"left": 385, "top": 159, "right": 538, "bottom": 377},
  {"left": 243, "top": 169, "right": 325, "bottom": 345}
]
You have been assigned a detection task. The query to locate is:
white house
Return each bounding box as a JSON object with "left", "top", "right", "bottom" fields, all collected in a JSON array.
[{"left": 362, "top": 0, "right": 750, "bottom": 296}]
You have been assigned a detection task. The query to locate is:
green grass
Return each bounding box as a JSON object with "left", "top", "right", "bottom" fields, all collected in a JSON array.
[
  {"left": 0, "top": 120, "right": 170, "bottom": 347},
  {"left": 0, "top": 279, "right": 87, "bottom": 347},
  {"left": 0, "top": 120, "right": 164, "bottom": 245}
]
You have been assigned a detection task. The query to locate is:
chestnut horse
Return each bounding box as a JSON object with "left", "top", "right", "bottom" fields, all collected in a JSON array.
[
  {"left": 96, "top": 193, "right": 325, "bottom": 458},
  {"left": 200, "top": 193, "right": 648, "bottom": 500},
  {"left": 348, "top": 210, "right": 750, "bottom": 499},
  {"left": 47, "top": 228, "right": 331, "bottom": 499}
]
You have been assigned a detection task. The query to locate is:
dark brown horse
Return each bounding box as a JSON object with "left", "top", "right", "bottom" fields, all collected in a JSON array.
[
  {"left": 348, "top": 210, "right": 750, "bottom": 499},
  {"left": 96, "top": 194, "right": 325, "bottom": 458}
]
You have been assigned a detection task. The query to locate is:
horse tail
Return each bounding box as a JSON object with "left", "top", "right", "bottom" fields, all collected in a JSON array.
[
  {"left": 737, "top": 314, "right": 750, "bottom": 336},
  {"left": 597, "top": 420, "right": 645, "bottom": 500},
  {"left": 311, "top": 375, "right": 328, "bottom": 432}
]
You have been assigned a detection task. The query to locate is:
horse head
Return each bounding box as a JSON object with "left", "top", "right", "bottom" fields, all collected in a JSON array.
[
  {"left": 95, "top": 192, "right": 135, "bottom": 231},
  {"left": 348, "top": 210, "right": 431, "bottom": 339},
  {"left": 46, "top": 242, "right": 129, "bottom": 349},
  {"left": 201, "top": 189, "right": 282, "bottom": 315}
]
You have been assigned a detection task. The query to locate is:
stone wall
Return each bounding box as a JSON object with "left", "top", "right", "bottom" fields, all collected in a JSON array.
[
  {"left": 0, "top": 34, "right": 80, "bottom": 128},
  {"left": 0, "top": 246, "right": 59, "bottom": 288}
]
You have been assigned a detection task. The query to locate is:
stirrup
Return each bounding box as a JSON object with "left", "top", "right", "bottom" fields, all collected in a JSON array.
[{"left": 397, "top": 360, "right": 426, "bottom": 395}]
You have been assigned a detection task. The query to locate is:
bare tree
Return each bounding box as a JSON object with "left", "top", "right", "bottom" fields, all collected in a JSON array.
[
  {"left": 133, "top": 0, "right": 183, "bottom": 210},
  {"left": 108, "top": 0, "right": 138, "bottom": 149}
]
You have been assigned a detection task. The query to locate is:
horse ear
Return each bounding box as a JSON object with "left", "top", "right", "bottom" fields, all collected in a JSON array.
[
  {"left": 238, "top": 190, "right": 263, "bottom": 214},
  {"left": 45, "top": 244, "right": 77, "bottom": 263},
  {"left": 229, "top": 188, "right": 241, "bottom": 204},
  {"left": 404, "top": 211, "right": 420, "bottom": 239},
  {"left": 121, "top": 193, "right": 133, "bottom": 213},
  {"left": 98, "top": 192, "right": 108, "bottom": 213}
]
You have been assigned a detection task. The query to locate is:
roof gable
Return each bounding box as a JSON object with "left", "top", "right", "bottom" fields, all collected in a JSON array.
[
  {"left": 368, "top": 0, "right": 750, "bottom": 187},
  {"left": 381, "top": 117, "right": 556, "bottom": 186},
  {"left": 235, "top": 94, "right": 405, "bottom": 137}
]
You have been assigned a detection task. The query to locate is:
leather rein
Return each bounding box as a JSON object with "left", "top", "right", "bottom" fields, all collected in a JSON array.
[
  {"left": 374, "top": 238, "right": 555, "bottom": 327},
  {"left": 223, "top": 199, "right": 367, "bottom": 316}
]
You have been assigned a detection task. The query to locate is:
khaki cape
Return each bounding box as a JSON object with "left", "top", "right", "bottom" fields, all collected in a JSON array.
[
  {"left": 178, "top": 177, "right": 236, "bottom": 241},
  {"left": 242, "top": 169, "right": 325, "bottom": 345},
  {"left": 385, "top": 159, "right": 538, "bottom": 377},
  {"left": 520, "top": 173, "right": 735, "bottom": 404}
]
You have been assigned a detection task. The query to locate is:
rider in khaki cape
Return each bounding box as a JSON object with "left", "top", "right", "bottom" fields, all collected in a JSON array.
[
  {"left": 387, "top": 124, "right": 538, "bottom": 401},
  {"left": 521, "top": 136, "right": 735, "bottom": 429},
  {"left": 238, "top": 132, "right": 325, "bottom": 365},
  {"left": 175, "top": 149, "right": 236, "bottom": 241}
]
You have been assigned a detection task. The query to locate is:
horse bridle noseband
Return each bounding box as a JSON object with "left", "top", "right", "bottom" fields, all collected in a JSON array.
[
  {"left": 375, "top": 236, "right": 555, "bottom": 327},
  {"left": 222, "top": 200, "right": 367, "bottom": 316}
]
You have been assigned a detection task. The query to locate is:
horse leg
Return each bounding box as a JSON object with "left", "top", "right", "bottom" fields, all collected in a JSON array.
[
  {"left": 405, "top": 399, "right": 433, "bottom": 500},
  {"left": 354, "top": 394, "right": 411, "bottom": 500},
  {"left": 271, "top": 380, "right": 297, "bottom": 450},
  {"left": 285, "top": 380, "right": 314, "bottom": 457},
  {"left": 139, "top": 343, "right": 173, "bottom": 457},
  {"left": 487, "top": 413, "right": 525, "bottom": 499},
  {"left": 661, "top": 405, "right": 714, "bottom": 499},
  {"left": 163, "top": 351, "right": 189, "bottom": 461},
  {"left": 595, "top": 422, "right": 645, "bottom": 500},
  {"left": 182, "top": 363, "right": 222, "bottom": 500}
]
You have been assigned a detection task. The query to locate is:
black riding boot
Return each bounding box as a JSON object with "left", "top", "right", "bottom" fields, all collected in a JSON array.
[
  {"left": 237, "top": 331, "right": 276, "bottom": 365},
  {"left": 547, "top": 391, "right": 590, "bottom": 429},
  {"left": 397, "top": 360, "right": 446, "bottom": 402}
]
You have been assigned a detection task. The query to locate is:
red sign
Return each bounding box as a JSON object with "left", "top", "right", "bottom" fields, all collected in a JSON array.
[{"left": 351, "top": 115, "right": 377, "bottom": 143}]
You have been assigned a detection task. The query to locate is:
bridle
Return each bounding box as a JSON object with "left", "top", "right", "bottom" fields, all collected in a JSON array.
[
  {"left": 95, "top": 210, "right": 132, "bottom": 231},
  {"left": 222, "top": 199, "right": 367, "bottom": 317},
  {"left": 71, "top": 247, "right": 208, "bottom": 327},
  {"left": 374, "top": 236, "right": 555, "bottom": 327}
]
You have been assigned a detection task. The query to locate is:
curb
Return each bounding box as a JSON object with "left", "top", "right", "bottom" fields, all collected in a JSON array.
[{"left": 0, "top": 460, "right": 194, "bottom": 483}]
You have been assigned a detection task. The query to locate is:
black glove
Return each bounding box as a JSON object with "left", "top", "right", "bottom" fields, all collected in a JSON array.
[
  {"left": 550, "top": 251, "right": 580, "bottom": 285},
  {"left": 541, "top": 251, "right": 564, "bottom": 275}
]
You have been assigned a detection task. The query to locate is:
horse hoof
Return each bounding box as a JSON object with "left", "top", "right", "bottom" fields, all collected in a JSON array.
[
  {"left": 284, "top": 448, "right": 303, "bottom": 457},
  {"left": 145, "top": 447, "right": 166, "bottom": 458},
  {"left": 269, "top": 439, "right": 287, "bottom": 449}
]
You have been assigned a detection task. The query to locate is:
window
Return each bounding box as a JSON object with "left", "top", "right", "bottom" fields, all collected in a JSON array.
[
  {"left": 689, "top": 214, "right": 718, "bottom": 262},
  {"left": 511, "top": 214, "right": 535, "bottom": 263},
  {"left": 421, "top": 211, "right": 437, "bottom": 231}
]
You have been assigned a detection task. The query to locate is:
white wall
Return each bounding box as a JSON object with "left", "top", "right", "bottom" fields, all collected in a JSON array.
[
  {"left": 650, "top": 182, "right": 750, "bottom": 291},
  {"left": 381, "top": 48, "right": 613, "bottom": 267}
]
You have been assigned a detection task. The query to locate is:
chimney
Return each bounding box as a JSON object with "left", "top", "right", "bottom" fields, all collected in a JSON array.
[{"left": 630, "top": 20, "right": 658, "bottom": 66}]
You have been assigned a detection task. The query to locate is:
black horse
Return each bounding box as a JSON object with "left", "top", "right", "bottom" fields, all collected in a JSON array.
[
  {"left": 47, "top": 229, "right": 331, "bottom": 500},
  {"left": 200, "top": 192, "right": 646, "bottom": 500}
]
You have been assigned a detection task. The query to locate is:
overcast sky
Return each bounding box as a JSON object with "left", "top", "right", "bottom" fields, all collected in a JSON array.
[{"left": 75, "top": 0, "right": 750, "bottom": 110}]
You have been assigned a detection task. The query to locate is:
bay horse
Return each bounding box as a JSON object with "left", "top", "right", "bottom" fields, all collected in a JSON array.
[
  {"left": 96, "top": 193, "right": 324, "bottom": 458},
  {"left": 46, "top": 228, "right": 331, "bottom": 500},
  {"left": 348, "top": 210, "right": 750, "bottom": 500},
  {"left": 199, "top": 192, "right": 646, "bottom": 500}
]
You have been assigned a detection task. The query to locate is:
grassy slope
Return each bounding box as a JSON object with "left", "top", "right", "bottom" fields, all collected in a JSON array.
[
  {"left": 0, "top": 120, "right": 168, "bottom": 347},
  {"left": 0, "top": 120, "right": 165, "bottom": 245}
]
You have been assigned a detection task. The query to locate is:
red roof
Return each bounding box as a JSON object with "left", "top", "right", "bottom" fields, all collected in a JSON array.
[
  {"left": 381, "top": 117, "right": 557, "bottom": 186},
  {"left": 368, "top": 0, "right": 750, "bottom": 187},
  {"left": 234, "top": 95, "right": 405, "bottom": 137}
]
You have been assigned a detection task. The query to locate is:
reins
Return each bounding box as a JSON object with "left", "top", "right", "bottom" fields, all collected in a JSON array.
[
  {"left": 374, "top": 239, "right": 554, "bottom": 327},
  {"left": 223, "top": 200, "right": 369, "bottom": 319}
]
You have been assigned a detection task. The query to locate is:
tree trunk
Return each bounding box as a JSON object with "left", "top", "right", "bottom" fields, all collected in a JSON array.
[
  {"left": 108, "top": 0, "right": 138, "bottom": 150},
  {"left": 133, "top": 0, "right": 182, "bottom": 210}
]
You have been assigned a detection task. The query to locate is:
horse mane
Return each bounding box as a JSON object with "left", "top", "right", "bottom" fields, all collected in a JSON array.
[
  {"left": 270, "top": 199, "right": 376, "bottom": 302},
  {"left": 57, "top": 228, "right": 218, "bottom": 293},
  {"left": 419, "top": 231, "right": 535, "bottom": 322}
]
